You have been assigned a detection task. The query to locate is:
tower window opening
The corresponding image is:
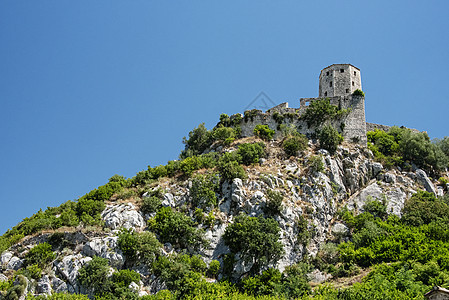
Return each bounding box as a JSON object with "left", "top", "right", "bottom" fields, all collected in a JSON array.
[
  {"left": 324, "top": 92, "right": 327, "bottom": 97},
  {"left": 326, "top": 71, "right": 329, "bottom": 76},
  {"left": 352, "top": 81, "right": 354, "bottom": 86},
  {"left": 354, "top": 71, "right": 357, "bottom": 76},
  {"left": 340, "top": 69, "right": 344, "bottom": 73},
  {"left": 329, "top": 81, "right": 332, "bottom": 87},
  {"left": 346, "top": 89, "right": 349, "bottom": 93}
]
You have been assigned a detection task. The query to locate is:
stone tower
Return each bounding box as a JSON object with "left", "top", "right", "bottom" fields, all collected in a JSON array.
[{"left": 319, "top": 64, "right": 362, "bottom": 97}]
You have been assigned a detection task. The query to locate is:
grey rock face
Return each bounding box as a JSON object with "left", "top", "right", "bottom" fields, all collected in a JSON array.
[
  {"left": 7, "top": 256, "right": 24, "bottom": 271},
  {"left": 332, "top": 223, "right": 349, "bottom": 236},
  {"left": 383, "top": 173, "right": 396, "bottom": 183},
  {"left": 51, "top": 276, "right": 68, "bottom": 293},
  {"left": 0, "top": 273, "right": 8, "bottom": 282},
  {"left": 101, "top": 203, "right": 145, "bottom": 230},
  {"left": 348, "top": 183, "right": 383, "bottom": 212},
  {"left": 416, "top": 169, "right": 436, "bottom": 195},
  {"left": 55, "top": 254, "right": 92, "bottom": 290},
  {"left": 37, "top": 275, "right": 52, "bottom": 295},
  {"left": 82, "top": 236, "right": 125, "bottom": 268},
  {"left": 161, "top": 193, "right": 175, "bottom": 207},
  {"left": 1, "top": 251, "right": 13, "bottom": 266},
  {"left": 308, "top": 269, "right": 332, "bottom": 283}
]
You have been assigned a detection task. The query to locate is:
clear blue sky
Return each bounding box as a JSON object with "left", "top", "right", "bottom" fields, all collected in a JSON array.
[{"left": 1, "top": 1, "right": 448, "bottom": 234}]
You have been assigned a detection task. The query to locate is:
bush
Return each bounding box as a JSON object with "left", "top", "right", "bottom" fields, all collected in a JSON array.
[
  {"left": 25, "top": 242, "right": 55, "bottom": 268},
  {"left": 78, "top": 256, "right": 110, "bottom": 295},
  {"left": 352, "top": 89, "right": 365, "bottom": 96},
  {"left": 207, "top": 260, "right": 220, "bottom": 278},
  {"left": 253, "top": 125, "right": 275, "bottom": 141},
  {"left": 212, "top": 126, "right": 236, "bottom": 145},
  {"left": 237, "top": 142, "right": 266, "bottom": 165},
  {"left": 302, "top": 98, "right": 350, "bottom": 128},
  {"left": 223, "top": 214, "right": 284, "bottom": 274},
  {"left": 263, "top": 189, "right": 283, "bottom": 217},
  {"left": 308, "top": 155, "right": 324, "bottom": 173},
  {"left": 318, "top": 125, "right": 343, "bottom": 154},
  {"left": 402, "top": 190, "right": 449, "bottom": 226},
  {"left": 111, "top": 269, "right": 140, "bottom": 288},
  {"left": 141, "top": 196, "right": 162, "bottom": 215},
  {"left": 282, "top": 135, "right": 308, "bottom": 156},
  {"left": 296, "top": 215, "right": 311, "bottom": 245},
  {"left": 190, "top": 173, "right": 219, "bottom": 209},
  {"left": 118, "top": 229, "right": 162, "bottom": 266},
  {"left": 151, "top": 207, "right": 207, "bottom": 250},
  {"left": 180, "top": 123, "right": 213, "bottom": 159},
  {"left": 218, "top": 153, "right": 246, "bottom": 181}
]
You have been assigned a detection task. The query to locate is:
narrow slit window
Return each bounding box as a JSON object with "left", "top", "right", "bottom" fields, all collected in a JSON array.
[
  {"left": 326, "top": 71, "right": 329, "bottom": 76},
  {"left": 324, "top": 92, "right": 327, "bottom": 96},
  {"left": 352, "top": 81, "right": 354, "bottom": 86},
  {"left": 354, "top": 71, "right": 357, "bottom": 76},
  {"left": 340, "top": 69, "right": 344, "bottom": 73},
  {"left": 329, "top": 81, "right": 332, "bottom": 87},
  {"left": 346, "top": 89, "right": 349, "bottom": 93}
]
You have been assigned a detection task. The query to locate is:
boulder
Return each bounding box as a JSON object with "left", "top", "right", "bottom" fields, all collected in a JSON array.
[
  {"left": 82, "top": 236, "right": 125, "bottom": 268},
  {"left": 101, "top": 203, "right": 145, "bottom": 230},
  {"left": 51, "top": 276, "right": 68, "bottom": 293},
  {"left": 415, "top": 169, "right": 436, "bottom": 195},
  {"left": 0, "top": 274, "right": 8, "bottom": 282},
  {"left": 1, "top": 251, "right": 13, "bottom": 266},
  {"left": 54, "top": 254, "right": 92, "bottom": 289},
  {"left": 383, "top": 173, "right": 396, "bottom": 184},
  {"left": 6, "top": 256, "right": 23, "bottom": 271},
  {"left": 308, "top": 269, "right": 332, "bottom": 283},
  {"left": 36, "top": 275, "right": 52, "bottom": 295}
]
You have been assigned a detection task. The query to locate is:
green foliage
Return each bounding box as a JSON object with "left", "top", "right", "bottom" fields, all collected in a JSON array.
[
  {"left": 181, "top": 123, "right": 213, "bottom": 159},
  {"left": 213, "top": 126, "right": 237, "bottom": 145},
  {"left": 141, "top": 196, "right": 162, "bottom": 215},
  {"left": 207, "top": 260, "right": 220, "bottom": 278},
  {"left": 263, "top": 189, "right": 283, "bottom": 217},
  {"left": 302, "top": 98, "right": 351, "bottom": 128},
  {"left": 296, "top": 215, "right": 311, "bottom": 245},
  {"left": 3, "top": 275, "right": 27, "bottom": 300},
  {"left": 402, "top": 190, "right": 449, "bottom": 226},
  {"left": 78, "top": 256, "right": 110, "bottom": 295},
  {"left": 244, "top": 109, "right": 260, "bottom": 122},
  {"left": 151, "top": 207, "right": 207, "bottom": 250},
  {"left": 190, "top": 173, "right": 220, "bottom": 209},
  {"left": 363, "top": 198, "right": 387, "bottom": 220},
  {"left": 318, "top": 125, "right": 343, "bottom": 154},
  {"left": 308, "top": 155, "right": 324, "bottom": 173},
  {"left": 237, "top": 142, "right": 266, "bottom": 165},
  {"left": 253, "top": 125, "right": 275, "bottom": 141},
  {"left": 118, "top": 229, "right": 162, "bottom": 266},
  {"left": 352, "top": 89, "right": 365, "bottom": 96},
  {"left": 223, "top": 214, "right": 284, "bottom": 274},
  {"left": 217, "top": 152, "right": 246, "bottom": 181},
  {"left": 282, "top": 134, "right": 308, "bottom": 156},
  {"left": 25, "top": 242, "right": 55, "bottom": 268},
  {"left": 27, "top": 293, "right": 90, "bottom": 299},
  {"left": 110, "top": 269, "right": 140, "bottom": 288}
]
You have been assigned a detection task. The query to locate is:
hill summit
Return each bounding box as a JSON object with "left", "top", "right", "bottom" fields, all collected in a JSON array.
[{"left": 1, "top": 66, "right": 449, "bottom": 299}]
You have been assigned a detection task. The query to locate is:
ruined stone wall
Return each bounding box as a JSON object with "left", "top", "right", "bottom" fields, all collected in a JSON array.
[{"left": 239, "top": 95, "right": 367, "bottom": 144}]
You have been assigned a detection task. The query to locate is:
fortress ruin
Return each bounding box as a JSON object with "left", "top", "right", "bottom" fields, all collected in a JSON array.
[{"left": 239, "top": 64, "right": 367, "bottom": 144}]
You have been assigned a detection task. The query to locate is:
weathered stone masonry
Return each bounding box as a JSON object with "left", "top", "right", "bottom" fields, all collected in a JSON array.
[{"left": 239, "top": 64, "right": 367, "bottom": 144}]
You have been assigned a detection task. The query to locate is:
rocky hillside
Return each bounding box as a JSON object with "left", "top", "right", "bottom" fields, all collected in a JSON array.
[{"left": 1, "top": 110, "right": 449, "bottom": 299}]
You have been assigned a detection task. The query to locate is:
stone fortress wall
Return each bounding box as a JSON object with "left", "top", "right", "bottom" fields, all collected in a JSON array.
[{"left": 239, "top": 64, "right": 367, "bottom": 144}]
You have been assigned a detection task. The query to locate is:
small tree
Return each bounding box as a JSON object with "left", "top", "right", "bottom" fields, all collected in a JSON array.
[
  {"left": 282, "top": 135, "right": 308, "bottom": 156},
  {"left": 223, "top": 214, "right": 284, "bottom": 275},
  {"left": 318, "top": 125, "right": 343, "bottom": 154},
  {"left": 253, "top": 125, "right": 275, "bottom": 141}
]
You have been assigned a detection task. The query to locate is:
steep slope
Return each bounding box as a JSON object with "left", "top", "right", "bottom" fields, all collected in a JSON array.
[{"left": 1, "top": 113, "right": 449, "bottom": 299}]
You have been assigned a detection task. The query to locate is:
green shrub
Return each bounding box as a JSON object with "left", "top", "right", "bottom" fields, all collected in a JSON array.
[
  {"left": 282, "top": 134, "right": 308, "bottom": 156},
  {"left": 237, "top": 142, "right": 266, "bottom": 165},
  {"left": 118, "top": 229, "right": 162, "bottom": 266},
  {"left": 352, "top": 89, "right": 365, "bottom": 96},
  {"left": 363, "top": 198, "right": 387, "bottom": 220},
  {"left": 141, "top": 196, "right": 162, "bottom": 215},
  {"left": 223, "top": 214, "right": 284, "bottom": 274},
  {"left": 402, "top": 190, "right": 449, "bottom": 226},
  {"left": 180, "top": 123, "right": 213, "bottom": 159},
  {"left": 302, "top": 98, "right": 350, "bottom": 128},
  {"left": 207, "top": 260, "right": 220, "bottom": 278},
  {"left": 25, "top": 242, "right": 55, "bottom": 268},
  {"left": 253, "top": 125, "right": 275, "bottom": 141},
  {"left": 3, "top": 275, "right": 27, "bottom": 300},
  {"left": 263, "top": 189, "right": 283, "bottom": 217},
  {"left": 218, "top": 153, "right": 246, "bottom": 181},
  {"left": 213, "top": 126, "right": 236, "bottom": 145},
  {"left": 190, "top": 173, "right": 219, "bottom": 209},
  {"left": 111, "top": 269, "right": 140, "bottom": 288},
  {"left": 318, "top": 125, "right": 343, "bottom": 154},
  {"left": 78, "top": 256, "right": 110, "bottom": 295},
  {"left": 308, "top": 155, "right": 324, "bottom": 173},
  {"left": 296, "top": 215, "right": 311, "bottom": 245},
  {"left": 151, "top": 207, "right": 207, "bottom": 250}
]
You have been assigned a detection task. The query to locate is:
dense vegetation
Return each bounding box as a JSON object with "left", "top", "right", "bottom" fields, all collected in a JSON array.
[{"left": 367, "top": 127, "right": 449, "bottom": 175}]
